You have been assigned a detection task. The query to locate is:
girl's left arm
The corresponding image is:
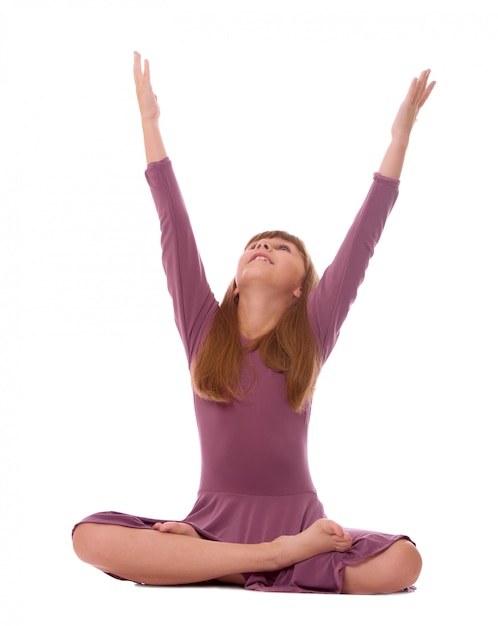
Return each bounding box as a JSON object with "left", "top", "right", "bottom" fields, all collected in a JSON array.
[{"left": 308, "top": 70, "right": 435, "bottom": 359}]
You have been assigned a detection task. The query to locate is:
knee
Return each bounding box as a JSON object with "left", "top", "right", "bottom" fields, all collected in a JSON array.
[
  {"left": 72, "top": 523, "right": 108, "bottom": 567},
  {"left": 342, "top": 539, "right": 422, "bottom": 594},
  {"left": 391, "top": 539, "right": 423, "bottom": 589}
]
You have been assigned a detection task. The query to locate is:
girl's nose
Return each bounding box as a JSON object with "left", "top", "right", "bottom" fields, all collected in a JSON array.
[{"left": 256, "top": 240, "right": 270, "bottom": 250}]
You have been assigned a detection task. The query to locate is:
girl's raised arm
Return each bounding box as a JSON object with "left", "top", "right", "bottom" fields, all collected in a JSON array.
[
  {"left": 133, "top": 51, "right": 167, "bottom": 164},
  {"left": 378, "top": 69, "right": 436, "bottom": 179}
]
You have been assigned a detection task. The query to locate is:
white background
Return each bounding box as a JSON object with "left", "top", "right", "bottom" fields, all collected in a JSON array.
[{"left": 1, "top": 0, "right": 497, "bottom": 624}]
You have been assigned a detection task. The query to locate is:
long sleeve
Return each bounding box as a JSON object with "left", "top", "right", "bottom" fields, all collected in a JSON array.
[
  {"left": 145, "top": 158, "right": 218, "bottom": 366},
  {"left": 308, "top": 172, "right": 399, "bottom": 361}
]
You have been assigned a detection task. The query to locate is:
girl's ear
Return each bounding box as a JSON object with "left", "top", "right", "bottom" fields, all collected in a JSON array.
[{"left": 293, "top": 286, "right": 302, "bottom": 299}]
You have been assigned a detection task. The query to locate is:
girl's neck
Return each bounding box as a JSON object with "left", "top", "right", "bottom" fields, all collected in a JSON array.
[{"left": 237, "top": 292, "right": 291, "bottom": 339}]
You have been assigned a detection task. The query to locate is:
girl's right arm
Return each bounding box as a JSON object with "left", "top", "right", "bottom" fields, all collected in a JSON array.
[{"left": 133, "top": 52, "right": 218, "bottom": 364}]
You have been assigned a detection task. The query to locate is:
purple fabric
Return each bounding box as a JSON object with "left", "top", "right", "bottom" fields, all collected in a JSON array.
[{"left": 75, "top": 158, "right": 413, "bottom": 593}]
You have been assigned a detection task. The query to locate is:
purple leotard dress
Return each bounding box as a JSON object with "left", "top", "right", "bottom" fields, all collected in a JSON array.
[{"left": 74, "top": 158, "right": 413, "bottom": 593}]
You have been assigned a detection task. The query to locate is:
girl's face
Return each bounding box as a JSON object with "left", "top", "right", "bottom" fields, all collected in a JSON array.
[{"left": 235, "top": 237, "right": 306, "bottom": 299}]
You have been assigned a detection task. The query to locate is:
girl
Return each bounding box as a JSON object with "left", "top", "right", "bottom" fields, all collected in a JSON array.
[{"left": 72, "top": 53, "right": 435, "bottom": 594}]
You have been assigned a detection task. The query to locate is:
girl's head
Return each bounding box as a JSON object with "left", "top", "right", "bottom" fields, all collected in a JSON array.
[
  {"left": 228, "top": 230, "right": 320, "bottom": 305},
  {"left": 192, "top": 230, "right": 322, "bottom": 413}
]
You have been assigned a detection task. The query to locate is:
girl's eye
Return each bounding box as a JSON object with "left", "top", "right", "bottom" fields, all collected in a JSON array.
[{"left": 279, "top": 244, "right": 290, "bottom": 252}]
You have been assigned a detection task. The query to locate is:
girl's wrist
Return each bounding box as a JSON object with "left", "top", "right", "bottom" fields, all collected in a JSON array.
[{"left": 141, "top": 117, "right": 160, "bottom": 126}]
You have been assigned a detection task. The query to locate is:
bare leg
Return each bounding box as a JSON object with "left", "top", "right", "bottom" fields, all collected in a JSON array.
[
  {"left": 342, "top": 539, "right": 422, "bottom": 594},
  {"left": 73, "top": 518, "right": 352, "bottom": 586},
  {"left": 150, "top": 522, "right": 243, "bottom": 584}
]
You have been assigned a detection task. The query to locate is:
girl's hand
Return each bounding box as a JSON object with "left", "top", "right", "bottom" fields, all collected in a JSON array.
[
  {"left": 391, "top": 69, "right": 436, "bottom": 143},
  {"left": 133, "top": 51, "right": 161, "bottom": 121},
  {"left": 378, "top": 69, "right": 436, "bottom": 178}
]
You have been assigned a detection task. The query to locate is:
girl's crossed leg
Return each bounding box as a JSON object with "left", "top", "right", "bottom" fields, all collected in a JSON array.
[{"left": 72, "top": 519, "right": 421, "bottom": 592}]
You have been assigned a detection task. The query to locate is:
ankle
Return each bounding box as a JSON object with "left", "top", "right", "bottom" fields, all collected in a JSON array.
[{"left": 267, "top": 535, "right": 293, "bottom": 570}]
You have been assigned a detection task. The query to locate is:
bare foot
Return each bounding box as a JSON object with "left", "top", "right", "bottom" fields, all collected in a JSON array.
[
  {"left": 152, "top": 521, "right": 201, "bottom": 538},
  {"left": 273, "top": 518, "right": 353, "bottom": 569}
]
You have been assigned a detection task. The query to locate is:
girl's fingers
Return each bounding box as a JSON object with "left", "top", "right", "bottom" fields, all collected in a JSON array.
[
  {"left": 404, "top": 70, "right": 435, "bottom": 115},
  {"left": 415, "top": 70, "right": 434, "bottom": 107},
  {"left": 419, "top": 80, "right": 436, "bottom": 108},
  {"left": 133, "top": 51, "right": 142, "bottom": 83}
]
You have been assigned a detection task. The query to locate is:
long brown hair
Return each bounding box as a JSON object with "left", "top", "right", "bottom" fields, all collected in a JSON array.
[{"left": 191, "top": 231, "right": 322, "bottom": 413}]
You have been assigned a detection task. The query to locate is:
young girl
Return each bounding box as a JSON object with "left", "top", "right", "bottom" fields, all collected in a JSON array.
[{"left": 72, "top": 52, "right": 435, "bottom": 594}]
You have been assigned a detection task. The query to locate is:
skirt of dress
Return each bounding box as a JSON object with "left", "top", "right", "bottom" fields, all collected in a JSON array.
[{"left": 73, "top": 490, "right": 414, "bottom": 594}]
